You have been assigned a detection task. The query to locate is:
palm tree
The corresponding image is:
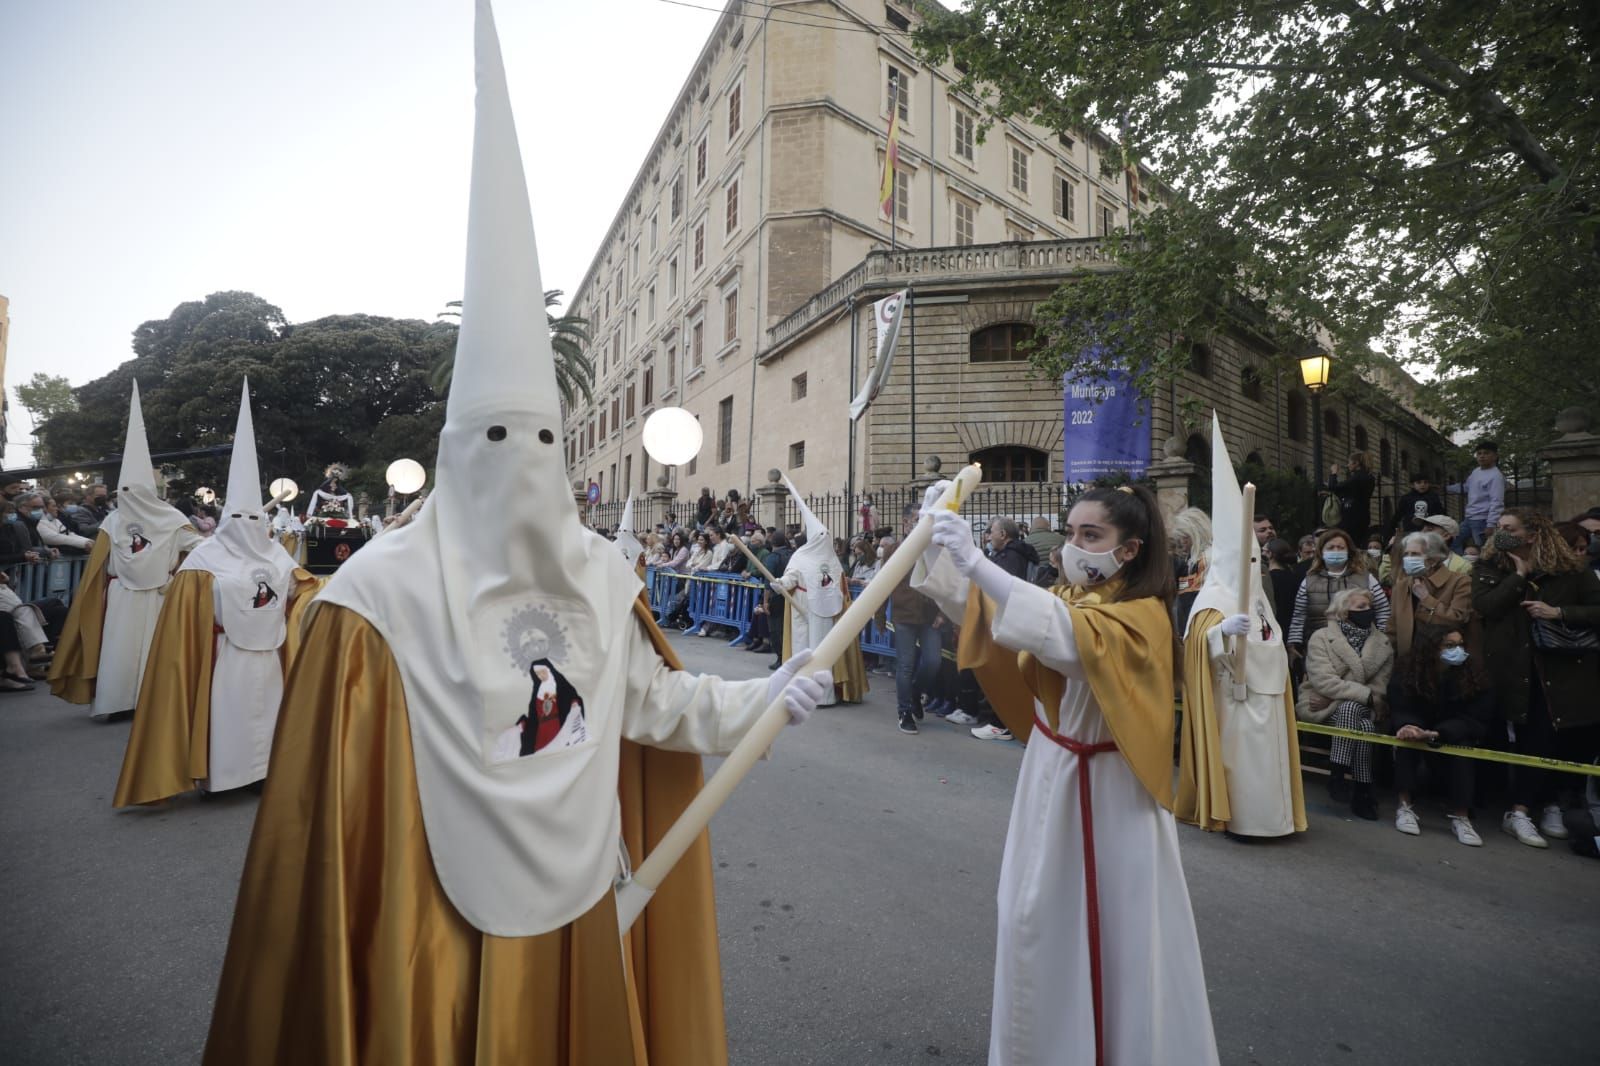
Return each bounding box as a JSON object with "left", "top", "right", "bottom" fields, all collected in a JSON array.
[{"left": 430, "top": 289, "right": 594, "bottom": 408}]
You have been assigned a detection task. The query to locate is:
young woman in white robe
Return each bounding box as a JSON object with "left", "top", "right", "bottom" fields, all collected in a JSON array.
[{"left": 916, "top": 484, "right": 1219, "bottom": 1066}]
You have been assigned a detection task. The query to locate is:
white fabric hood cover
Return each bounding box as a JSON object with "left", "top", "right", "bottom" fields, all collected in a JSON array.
[
  {"left": 181, "top": 379, "right": 299, "bottom": 651},
  {"left": 1187, "top": 414, "right": 1286, "bottom": 694},
  {"left": 101, "top": 380, "right": 194, "bottom": 591},
  {"left": 318, "top": 0, "right": 643, "bottom": 936},
  {"left": 613, "top": 496, "right": 644, "bottom": 568},
  {"left": 782, "top": 474, "right": 844, "bottom": 615}
]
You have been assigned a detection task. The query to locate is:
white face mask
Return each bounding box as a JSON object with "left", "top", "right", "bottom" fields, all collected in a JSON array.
[{"left": 1059, "top": 541, "right": 1126, "bottom": 587}]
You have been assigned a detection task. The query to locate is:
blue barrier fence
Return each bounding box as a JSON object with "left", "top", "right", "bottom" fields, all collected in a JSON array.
[
  {"left": 646, "top": 567, "right": 900, "bottom": 659},
  {"left": 7, "top": 555, "right": 90, "bottom": 606}
]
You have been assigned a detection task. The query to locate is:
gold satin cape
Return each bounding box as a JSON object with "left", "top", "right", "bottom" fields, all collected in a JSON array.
[
  {"left": 111, "top": 567, "right": 320, "bottom": 808},
  {"left": 203, "top": 595, "right": 732, "bottom": 1066},
  {"left": 958, "top": 580, "right": 1178, "bottom": 810},
  {"left": 47, "top": 531, "right": 112, "bottom": 704},
  {"left": 782, "top": 582, "right": 869, "bottom": 703},
  {"left": 1176, "top": 609, "right": 1307, "bottom": 832}
]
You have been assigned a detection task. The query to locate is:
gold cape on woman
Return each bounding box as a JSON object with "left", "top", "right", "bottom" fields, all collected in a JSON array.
[{"left": 203, "top": 595, "right": 735, "bottom": 1065}]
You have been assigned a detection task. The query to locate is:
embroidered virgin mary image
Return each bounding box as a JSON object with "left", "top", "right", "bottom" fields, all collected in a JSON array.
[{"left": 489, "top": 606, "right": 588, "bottom": 764}]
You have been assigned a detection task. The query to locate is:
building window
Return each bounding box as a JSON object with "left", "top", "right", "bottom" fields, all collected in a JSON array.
[
  {"left": 717, "top": 396, "right": 734, "bottom": 465},
  {"left": 669, "top": 256, "right": 679, "bottom": 296},
  {"left": 643, "top": 366, "right": 654, "bottom": 406},
  {"left": 725, "top": 179, "right": 740, "bottom": 235},
  {"left": 1287, "top": 391, "right": 1306, "bottom": 441},
  {"left": 647, "top": 285, "right": 656, "bottom": 323},
  {"left": 623, "top": 455, "right": 632, "bottom": 497},
  {"left": 686, "top": 456, "right": 697, "bottom": 477},
  {"left": 693, "top": 221, "right": 706, "bottom": 271},
  {"left": 885, "top": 64, "right": 909, "bottom": 123},
  {"left": 1353, "top": 424, "right": 1369, "bottom": 451},
  {"left": 610, "top": 396, "right": 620, "bottom": 430},
  {"left": 885, "top": 5, "right": 910, "bottom": 32},
  {"left": 670, "top": 176, "right": 683, "bottom": 221},
  {"left": 629, "top": 308, "right": 637, "bottom": 344},
  {"left": 952, "top": 105, "right": 975, "bottom": 163},
  {"left": 1005, "top": 221, "right": 1032, "bottom": 242},
  {"left": 1058, "top": 131, "right": 1075, "bottom": 151},
  {"left": 600, "top": 410, "right": 608, "bottom": 438},
  {"left": 1380, "top": 438, "right": 1392, "bottom": 474},
  {"left": 891, "top": 165, "right": 911, "bottom": 222},
  {"left": 1187, "top": 341, "right": 1212, "bottom": 378},
  {"left": 791, "top": 372, "right": 807, "bottom": 400},
  {"left": 666, "top": 345, "right": 677, "bottom": 383},
  {"left": 1053, "top": 173, "right": 1077, "bottom": 222},
  {"left": 969, "top": 322, "right": 1035, "bottom": 362},
  {"left": 1008, "top": 142, "right": 1030, "bottom": 196},
  {"left": 1098, "top": 201, "right": 1117, "bottom": 236},
  {"left": 695, "top": 136, "right": 708, "bottom": 186},
  {"left": 1322, "top": 408, "right": 1341, "bottom": 438},
  {"left": 588, "top": 419, "right": 595, "bottom": 450},
  {"left": 608, "top": 464, "right": 616, "bottom": 500},
  {"left": 789, "top": 440, "right": 806, "bottom": 468},
  {"left": 1241, "top": 366, "right": 1263, "bottom": 402},
  {"left": 612, "top": 331, "right": 622, "bottom": 366},
  {"left": 1400, "top": 448, "right": 1411, "bottom": 476},
  {"left": 691, "top": 317, "right": 705, "bottom": 367},
  {"left": 723, "top": 289, "right": 739, "bottom": 344},
  {"left": 625, "top": 383, "right": 636, "bottom": 421},
  {"left": 953, "top": 197, "right": 975, "bottom": 246},
  {"left": 727, "top": 83, "right": 742, "bottom": 141},
  {"left": 971, "top": 445, "right": 1048, "bottom": 483},
  {"left": 648, "top": 213, "right": 658, "bottom": 254}
]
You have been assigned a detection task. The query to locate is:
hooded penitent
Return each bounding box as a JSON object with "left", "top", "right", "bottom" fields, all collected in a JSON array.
[
  {"left": 315, "top": 0, "right": 645, "bottom": 937},
  {"left": 101, "top": 380, "right": 192, "bottom": 590},
  {"left": 780, "top": 474, "right": 844, "bottom": 616},
  {"left": 613, "top": 496, "right": 645, "bottom": 569},
  {"left": 179, "top": 379, "right": 298, "bottom": 650}
]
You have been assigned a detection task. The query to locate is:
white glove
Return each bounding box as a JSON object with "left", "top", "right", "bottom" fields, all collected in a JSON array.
[
  {"left": 919, "top": 480, "right": 954, "bottom": 518},
  {"left": 1219, "top": 613, "right": 1252, "bottom": 637},
  {"left": 930, "top": 510, "right": 982, "bottom": 577},
  {"left": 767, "top": 649, "right": 832, "bottom": 726}
]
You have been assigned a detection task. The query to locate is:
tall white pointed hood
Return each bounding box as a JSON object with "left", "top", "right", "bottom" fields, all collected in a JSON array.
[
  {"left": 316, "top": 0, "right": 643, "bottom": 937},
  {"left": 1188, "top": 413, "right": 1282, "bottom": 645},
  {"left": 101, "top": 379, "right": 194, "bottom": 590},
  {"left": 613, "top": 496, "right": 644, "bottom": 568},
  {"left": 181, "top": 378, "right": 299, "bottom": 648},
  {"left": 782, "top": 474, "right": 845, "bottom": 615}
]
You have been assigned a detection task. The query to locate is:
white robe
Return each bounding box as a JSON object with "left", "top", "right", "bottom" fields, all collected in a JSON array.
[
  {"left": 203, "top": 636, "right": 283, "bottom": 792},
  {"left": 919, "top": 562, "right": 1219, "bottom": 1066},
  {"left": 1205, "top": 622, "right": 1298, "bottom": 838},
  {"left": 775, "top": 572, "right": 840, "bottom": 707},
  {"left": 91, "top": 582, "right": 166, "bottom": 719}
]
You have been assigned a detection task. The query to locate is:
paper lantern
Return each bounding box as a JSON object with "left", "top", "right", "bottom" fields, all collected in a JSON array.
[
  {"left": 269, "top": 477, "right": 300, "bottom": 503},
  {"left": 642, "top": 407, "right": 703, "bottom": 467},
  {"left": 386, "top": 458, "right": 427, "bottom": 494}
]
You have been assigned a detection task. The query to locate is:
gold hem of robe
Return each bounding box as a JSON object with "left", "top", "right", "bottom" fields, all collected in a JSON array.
[
  {"left": 47, "top": 531, "right": 112, "bottom": 704},
  {"left": 203, "top": 595, "right": 730, "bottom": 1066}
]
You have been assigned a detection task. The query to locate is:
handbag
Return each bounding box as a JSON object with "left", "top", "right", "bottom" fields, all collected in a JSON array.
[
  {"left": 1320, "top": 493, "right": 1342, "bottom": 528},
  {"left": 1530, "top": 616, "right": 1600, "bottom": 655}
]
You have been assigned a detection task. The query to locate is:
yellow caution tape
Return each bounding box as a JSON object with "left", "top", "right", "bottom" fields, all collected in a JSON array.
[{"left": 1295, "top": 721, "right": 1600, "bottom": 777}]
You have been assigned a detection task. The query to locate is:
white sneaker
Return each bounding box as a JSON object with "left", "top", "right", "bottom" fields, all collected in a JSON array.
[
  {"left": 945, "top": 710, "right": 979, "bottom": 726},
  {"left": 1394, "top": 803, "right": 1420, "bottom": 836},
  {"left": 971, "top": 724, "right": 1013, "bottom": 742},
  {"left": 1448, "top": 815, "right": 1483, "bottom": 847},
  {"left": 1501, "top": 810, "right": 1549, "bottom": 849},
  {"left": 1540, "top": 805, "right": 1569, "bottom": 839}
]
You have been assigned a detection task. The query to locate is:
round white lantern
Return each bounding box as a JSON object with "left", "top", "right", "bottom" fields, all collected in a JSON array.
[
  {"left": 269, "top": 477, "right": 300, "bottom": 504},
  {"left": 195, "top": 486, "right": 216, "bottom": 504},
  {"left": 386, "top": 458, "right": 427, "bottom": 495},
  {"left": 642, "top": 407, "right": 703, "bottom": 467}
]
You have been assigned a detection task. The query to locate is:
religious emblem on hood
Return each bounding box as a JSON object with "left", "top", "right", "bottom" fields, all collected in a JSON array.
[
  {"left": 250, "top": 569, "right": 279, "bottom": 610},
  {"left": 819, "top": 563, "right": 834, "bottom": 588},
  {"left": 127, "top": 524, "right": 148, "bottom": 553},
  {"left": 491, "top": 605, "right": 589, "bottom": 763}
]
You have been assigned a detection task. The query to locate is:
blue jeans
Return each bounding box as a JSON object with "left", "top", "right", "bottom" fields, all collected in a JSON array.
[
  {"left": 893, "top": 622, "right": 943, "bottom": 715},
  {"left": 1454, "top": 517, "right": 1488, "bottom": 552}
]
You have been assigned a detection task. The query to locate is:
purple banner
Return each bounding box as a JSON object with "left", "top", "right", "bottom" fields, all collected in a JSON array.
[{"left": 1061, "top": 369, "right": 1150, "bottom": 484}]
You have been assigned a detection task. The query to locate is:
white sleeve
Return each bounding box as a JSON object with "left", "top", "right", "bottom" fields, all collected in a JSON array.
[
  {"left": 620, "top": 613, "right": 771, "bottom": 754},
  {"left": 989, "top": 578, "right": 1086, "bottom": 680},
  {"left": 911, "top": 550, "right": 969, "bottom": 622},
  {"left": 1205, "top": 623, "right": 1229, "bottom": 661}
]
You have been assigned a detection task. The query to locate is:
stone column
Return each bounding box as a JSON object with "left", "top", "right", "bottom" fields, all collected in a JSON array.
[
  {"left": 1144, "top": 457, "right": 1197, "bottom": 525},
  {"left": 646, "top": 475, "right": 678, "bottom": 529},
  {"left": 755, "top": 468, "right": 789, "bottom": 530},
  {"left": 1540, "top": 407, "right": 1600, "bottom": 521},
  {"left": 572, "top": 480, "right": 589, "bottom": 523}
]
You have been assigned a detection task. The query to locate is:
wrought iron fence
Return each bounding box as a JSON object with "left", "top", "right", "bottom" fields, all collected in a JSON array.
[{"left": 1439, "top": 457, "right": 1551, "bottom": 528}]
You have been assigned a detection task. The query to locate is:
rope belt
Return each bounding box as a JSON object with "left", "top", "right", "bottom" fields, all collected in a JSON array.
[{"left": 1032, "top": 713, "right": 1118, "bottom": 1066}]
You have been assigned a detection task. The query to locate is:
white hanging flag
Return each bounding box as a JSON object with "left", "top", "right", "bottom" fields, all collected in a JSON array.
[{"left": 849, "top": 289, "right": 908, "bottom": 422}]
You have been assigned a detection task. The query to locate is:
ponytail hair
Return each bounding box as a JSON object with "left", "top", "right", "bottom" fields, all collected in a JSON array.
[{"left": 1075, "top": 484, "right": 1175, "bottom": 610}]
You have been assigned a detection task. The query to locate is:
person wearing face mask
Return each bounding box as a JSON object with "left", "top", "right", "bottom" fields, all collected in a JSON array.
[
  {"left": 914, "top": 482, "right": 1220, "bottom": 1066},
  {"left": 1298, "top": 588, "right": 1394, "bottom": 820},
  {"left": 38, "top": 494, "right": 94, "bottom": 554},
  {"left": 1390, "top": 531, "right": 1473, "bottom": 667},
  {"left": 1287, "top": 528, "right": 1391, "bottom": 660},
  {"left": 0, "top": 500, "right": 45, "bottom": 567},
  {"left": 12, "top": 493, "right": 62, "bottom": 560},
  {"left": 1386, "top": 629, "right": 1493, "bottom": 845},
  {"left": 1473, "top": 508, "right": 1600, "bottom": 848}
]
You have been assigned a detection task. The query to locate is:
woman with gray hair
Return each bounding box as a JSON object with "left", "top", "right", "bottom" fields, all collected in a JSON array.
[
  {"left": 1170, "top": 506, "right": 1212, "bottom": 633},
  {"left": 1391, "top": 530, "right": 1473, "bottom": 663},
  {"left": 1297, "top": 586, "right": 1395, "bottom": 820}
]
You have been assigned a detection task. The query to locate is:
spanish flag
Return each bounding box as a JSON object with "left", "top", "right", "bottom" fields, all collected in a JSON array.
[{"left": 879, "top": 109, "right": 901, "bottom": 219}]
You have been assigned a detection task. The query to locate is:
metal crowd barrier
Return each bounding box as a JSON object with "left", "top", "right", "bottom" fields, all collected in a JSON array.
[
  {"left": 645, "top": 568, "right": 901, "bottom": 658},
  {"left": 6, "top": 555, "right": 89, "bottom": 607}
]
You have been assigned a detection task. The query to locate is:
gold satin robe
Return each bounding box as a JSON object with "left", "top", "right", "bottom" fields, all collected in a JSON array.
[
  {"left": 47, "top": 532, "right": 112, "bottom": 704},
  {"left": 111, "top": 567, "right": 321, "bottom": 808},
  {"left": 203, "top": 596, "right": 732, "bottom": 1066}
]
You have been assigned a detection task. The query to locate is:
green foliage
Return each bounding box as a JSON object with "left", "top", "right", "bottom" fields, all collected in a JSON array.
[
  {"left": 38, "top": 293, "right": 450, "bottom": 504},
  {"left": 430, "top": 289, "right": 594, "bottom": 409},
  {"left": 14, "top": 373, "right": 78, "bottom": 460},
  {"left": 915, "top": 0, "right": 1600, "bottom": 452},
  {"left": 1236, "top": 462, "right": 1319, "bottom": 543}
]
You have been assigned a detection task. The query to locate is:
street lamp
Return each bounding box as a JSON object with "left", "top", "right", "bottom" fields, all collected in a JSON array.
[{"left": 1299, "top": 350, "right": 1333, "bottom": 493}]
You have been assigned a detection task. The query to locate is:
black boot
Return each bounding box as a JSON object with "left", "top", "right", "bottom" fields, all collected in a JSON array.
[
  {"left": 1350, "top": 782, "right": 1378, "bottom": 821},
  {"left": 1327, "top": 765, "right": 1351, "bottom": 803}
]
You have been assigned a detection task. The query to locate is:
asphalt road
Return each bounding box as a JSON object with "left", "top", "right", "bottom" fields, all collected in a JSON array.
[{"left": 2, "top": 633, "right": 1596, "bottom": 1065}]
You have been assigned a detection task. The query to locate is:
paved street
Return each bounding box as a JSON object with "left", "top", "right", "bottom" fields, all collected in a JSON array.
[{"left": 2, "top": 633, "right": 1597, "bottom": 1065}]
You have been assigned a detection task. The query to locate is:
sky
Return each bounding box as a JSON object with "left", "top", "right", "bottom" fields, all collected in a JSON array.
[{"left": 0, "top": 0, "right": 726, "bottom": 465}]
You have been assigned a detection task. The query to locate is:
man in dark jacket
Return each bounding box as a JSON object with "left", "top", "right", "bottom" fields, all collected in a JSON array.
[
  {"left": 1388, "top": 472, "right": 1446, "bottom": 539},
  {"left": 760, "top": 532, "right": 794, "bottom": 668},
  {"left": 987, "top": 517, "right": 1039, "bottom": 579}
]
